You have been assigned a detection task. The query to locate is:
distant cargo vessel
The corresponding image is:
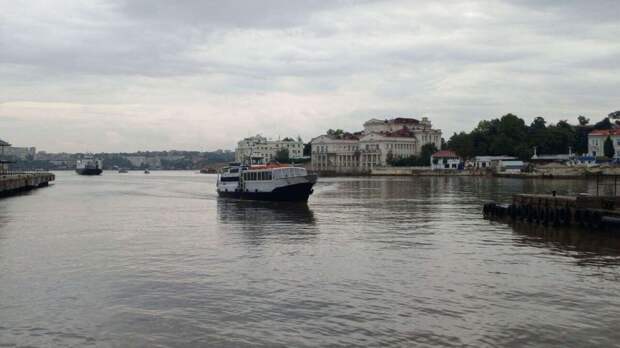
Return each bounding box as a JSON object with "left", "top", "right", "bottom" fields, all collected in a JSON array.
[
  {"left": 76, "top": 156, "right": 103, "bottom": 175},
  {"left": 217, "top": 162, "right": 317, "bottom": 202}
]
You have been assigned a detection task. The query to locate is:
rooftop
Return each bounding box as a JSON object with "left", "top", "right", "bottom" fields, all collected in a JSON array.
[
  {"left": 381, "top": 127, "right": 415, "bottom": 138},
  {"left": 432, "top": 150, "right": 459, "bottom": 158},
  {"left": 325, "top": 132, "right": 361, "bottom": 141},
  {"left": 589, "top": 128, "right": 620, "bottom": 136},
  {"left": 531, "top": 154, "right": 572, "bottom": 161},
  {"left": 0, "top": 139, "right": 11, "bottom": 147},
  {"left": 392, "top": 117, "right": 419, "bottom": 124}
]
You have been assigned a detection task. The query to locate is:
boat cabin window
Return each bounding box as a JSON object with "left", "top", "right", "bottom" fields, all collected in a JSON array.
[
  {"left": 221, "top": 176, "right": 239, "bottom": 182},
  {"left": 242, "top": 171, "right": 272, "bottom": 181},
  {"left": 272, "top": 167, "right": 306, "bottom": 179}
]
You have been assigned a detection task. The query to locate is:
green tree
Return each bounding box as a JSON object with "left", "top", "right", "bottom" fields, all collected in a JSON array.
[
  {"left": 419, "top": 143, "right": 438, "bottom": 165},
  {"left": 386, "top": 150, "right": 394, "bottom": 164},
  {"left": 604, "top": 136, "right": 615, "bottom": 158},
  {"left": 303, "top": 143, "right": 311, "bottom": 156},
  {"left": 578, "top": 115, "right": 590, "bottom": 126},
  {"left": 326, "top": 129, "right": 344, "bottom": 138},
  {"left": 447, "top": 132, "right": 474, "bottom": 158},
  {"left": 274, "top": 148, "right": 290, "bottom": 163},
  {"left": 593, "top": 117, "right": 612, "bottom": 130}
]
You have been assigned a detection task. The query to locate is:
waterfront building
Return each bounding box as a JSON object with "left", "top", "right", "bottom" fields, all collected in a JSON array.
[
  {"left": 430, "top": 150, "right": 461, "bottom": 170},
  {"left": 497, "top": 160, "right": 525, "bottom": 173},
  {"left": 530, "top": 154, "right": 572, "bottom": 164},
  {"left": 124, "top": 156, "right": 162, "bottom": 169},
  {"left": 235, "top": 135, "right": 304, "bottom": 163},
  {"left": 588, "top": 129, "right": 620, "bottom": 158},
  {"left": 473, "top": 156, "right": 517, "bottom": 169},
  {"left": 311, "top": 117, "right": 442, "bottom": 172},
  {"left": 0, "top": 138, "right": 10, "bottom": 173},
  {"left": 3, "top": 146, "right": 36, "bottom": 160}
]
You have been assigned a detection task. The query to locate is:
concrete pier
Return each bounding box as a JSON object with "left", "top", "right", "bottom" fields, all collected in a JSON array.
[{"left": 0, "top": 172, "right": 55, "bottom": 197}]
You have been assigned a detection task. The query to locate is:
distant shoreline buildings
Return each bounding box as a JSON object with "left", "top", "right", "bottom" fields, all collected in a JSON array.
[{"left": 310, "top": 117, "right": 442, "bottom": 173}]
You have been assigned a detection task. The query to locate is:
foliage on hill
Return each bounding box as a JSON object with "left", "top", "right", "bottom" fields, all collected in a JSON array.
[
  {"left": 387, "top": 143, "right": 438, "bottom": 166},
  {"left": 446, "top": 113, "right": 616, "bottom": 160}
]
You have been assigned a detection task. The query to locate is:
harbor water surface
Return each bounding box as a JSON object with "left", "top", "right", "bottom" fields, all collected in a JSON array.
[{"left": 1, "top": 171, "right": 620, "bottom": 347}]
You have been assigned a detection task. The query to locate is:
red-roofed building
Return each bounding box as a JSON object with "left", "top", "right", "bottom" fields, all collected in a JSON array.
[
  {"left": 430, "top": 150, "right": 462, "bottom": 170},
  {"left": 588, "top": 128, "right": 620, "bottom": 157}
]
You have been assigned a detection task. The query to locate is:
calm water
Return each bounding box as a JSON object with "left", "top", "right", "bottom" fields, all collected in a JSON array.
[{"left": 1, "top": 171, "right": 619, "bottom": 347}]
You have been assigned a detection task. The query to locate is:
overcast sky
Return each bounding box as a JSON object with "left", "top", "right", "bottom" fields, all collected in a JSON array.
[{"left": 1, "top": 0, "right": 618, "bottom": 152}]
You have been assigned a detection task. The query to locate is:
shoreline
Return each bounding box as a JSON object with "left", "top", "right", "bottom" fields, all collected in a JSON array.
[{"left": 312, "top": 168, "right": 620, "bottom": 180}]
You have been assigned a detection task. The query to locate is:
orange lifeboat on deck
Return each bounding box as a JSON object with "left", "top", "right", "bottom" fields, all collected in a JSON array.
[{"left": 249, "top": 162, "right": 290, "bottom": 170}]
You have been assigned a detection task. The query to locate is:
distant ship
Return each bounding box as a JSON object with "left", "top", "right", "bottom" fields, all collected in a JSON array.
[
  {"left": 216, "top": 162, "right": 317, "bottom": 202},
  {"left": 76, "top": 156, "right": 103, "bottom": 175}
]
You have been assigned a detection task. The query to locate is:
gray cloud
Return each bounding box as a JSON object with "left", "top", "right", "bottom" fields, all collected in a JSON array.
[{"left": 0, "top": 0, "right": 619, "bottom": 152}]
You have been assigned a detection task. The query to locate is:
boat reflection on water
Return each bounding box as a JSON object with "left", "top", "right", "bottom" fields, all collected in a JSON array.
[
  {"left": 216, "top": 199, "right": 317, "bottom": 244},
  {"left": 509, "top": 222, "right": 620, "bottom": 267}
]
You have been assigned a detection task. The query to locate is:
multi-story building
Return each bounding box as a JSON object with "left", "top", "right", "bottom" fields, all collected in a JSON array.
[
  {"left": 588, "top": 129, "right": 620, "bottom": 158},
  {"left": 311, "top": 117, "right": 442, "bottom": 173},
  {"left": 0, "top": 138, "right": 10, "bottom": 173},
  {"left": 3, "top": 146, "right": 36, "bottom": 160},
  {"left": 235, "top": 135, "right": 305, "bottom": 163}
]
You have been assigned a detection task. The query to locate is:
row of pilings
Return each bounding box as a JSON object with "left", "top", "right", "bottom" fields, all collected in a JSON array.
[{"left": 483, "top": 201, "right": 620, "bottom": 231}]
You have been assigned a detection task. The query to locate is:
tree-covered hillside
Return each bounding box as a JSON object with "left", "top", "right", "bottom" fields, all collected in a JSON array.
[{"left": 446, "top": 112, "right": 619, "bottom": 160}]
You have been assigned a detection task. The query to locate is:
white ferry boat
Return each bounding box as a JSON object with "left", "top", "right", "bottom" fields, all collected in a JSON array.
[
  {"left": 75, "top": 156, "right": 103, "bottom": 175},
  {"left": 217, "top": 162, "right": 317, "bottom": 202}
]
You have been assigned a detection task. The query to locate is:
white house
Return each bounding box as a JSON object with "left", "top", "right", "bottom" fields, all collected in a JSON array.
[
  {"left": 236, "top": 135, "right": 305, "bottom": 163},
  {"left": 474, "top": 156, "right": 517, "bottom": 170},
  {"left": 588, "top": 129, "right": 620, "bottom": 158},
  {"left": 430, "top": 150, "right": 461, "bottom": 170}
]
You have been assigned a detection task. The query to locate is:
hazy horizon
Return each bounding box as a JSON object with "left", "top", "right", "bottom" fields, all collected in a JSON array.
[{"left": 1, "top": 0, "right": 618, "bottom": 152}]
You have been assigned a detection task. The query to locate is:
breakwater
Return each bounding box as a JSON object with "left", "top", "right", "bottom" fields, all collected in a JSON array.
[{"left": 0, "top": 172, "right": 55, "bottom": 197}]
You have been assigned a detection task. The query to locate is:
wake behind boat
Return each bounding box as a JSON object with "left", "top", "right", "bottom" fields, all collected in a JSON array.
[
  {"left": 75, "top": 156, "right": 103, "bottom": 175},
  {"left": 217, "top": 162, "right": 317, "bottom": 202}
]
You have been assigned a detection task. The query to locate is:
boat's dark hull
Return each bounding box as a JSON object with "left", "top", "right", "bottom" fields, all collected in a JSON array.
[
  {"left": 218, "top": 182, "right": 315, "bottom": 202},
  {"left": 75, "top": 168, "right": 103, "bottom": 175}
]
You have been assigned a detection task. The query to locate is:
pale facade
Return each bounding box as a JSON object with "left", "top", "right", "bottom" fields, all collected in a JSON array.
[
  {"left": 588, "top": 129, "right": 620, "bottom": 158},
  {"left": 3, "top": 146, "right": 36, "bottom": 160},
  {"left": 362, "top": 117, "right": 441, "bottom": 149},
  {"left": 0, "top": 138, "right": 10, "bottom": 173},
  {"left": 311, "top": 117, "right": 442, "bottom": 172},
  {"left": 235, "top": 135, "right": 304, "bottom": 163},
  {"left": 430, "top": 150, "right": 461, "bottom": 170},
  {"left": 311, "top": 136, "right": 360, "bottom": 172}
]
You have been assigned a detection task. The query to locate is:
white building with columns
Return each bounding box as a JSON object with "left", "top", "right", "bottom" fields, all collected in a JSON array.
[
  {"left": 311, "top": 117, "right": 442, "bottom": 173},
  {"left": 235, "top": 135, "right": 305, "bottom": 163}
]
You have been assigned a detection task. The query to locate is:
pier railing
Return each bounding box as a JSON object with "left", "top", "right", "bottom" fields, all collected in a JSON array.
[{"left": 0, "top": 170, "right": 53, "bottom": 176}]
